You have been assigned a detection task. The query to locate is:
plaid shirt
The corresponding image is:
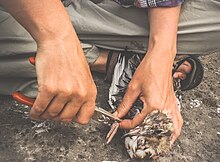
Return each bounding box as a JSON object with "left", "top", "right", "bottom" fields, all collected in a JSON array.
[{"left": 114, "top": 0, "right": 184, "bottom": 8}]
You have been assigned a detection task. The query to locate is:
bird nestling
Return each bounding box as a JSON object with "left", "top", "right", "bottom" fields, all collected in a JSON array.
[
  {"left": 106, "top": 53, "right": 182, "bottom": 159},
  {"left": 123, "top": 110, "right": 174, "bottom": 159}
]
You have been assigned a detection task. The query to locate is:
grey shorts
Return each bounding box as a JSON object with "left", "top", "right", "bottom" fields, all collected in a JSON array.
[{"left": 0, "top": 0, "right": 220, "bottom": 95}]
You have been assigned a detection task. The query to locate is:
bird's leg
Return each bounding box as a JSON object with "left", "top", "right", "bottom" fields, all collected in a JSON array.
[{"left": 106, "top": 122, "right": 120, "bottom": 144}]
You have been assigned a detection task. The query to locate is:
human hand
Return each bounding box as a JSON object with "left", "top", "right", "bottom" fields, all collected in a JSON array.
[
  {"left": 115, "top": 49, "right": 183, "bottom": 144},
  {"left": 30, "top": 34, "right": 97, "bottom": 124},
  {"left": 0, "top": 0, "right": 97, "bottom": 124}
]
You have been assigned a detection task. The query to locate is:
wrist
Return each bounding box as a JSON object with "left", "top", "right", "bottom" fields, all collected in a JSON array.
[
  {"left": 36, "top": 28, "right": 79, "bottom": 49},
  {"left": 146, "top": 45, "right": 177, "bottom": 62},
  {"left": 148, "top": 37, "right": 177, "bottom": 58},
  {"left": 142, "top": 47, "right": 176, "bottom": 71},
  {"left": 35, "top": 24, "right": 78, "bottom": 44}
]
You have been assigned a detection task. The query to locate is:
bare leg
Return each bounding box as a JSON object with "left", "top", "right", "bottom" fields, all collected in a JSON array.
[{"left": 90, "top": 49, "right": 108, "bottom": 73}]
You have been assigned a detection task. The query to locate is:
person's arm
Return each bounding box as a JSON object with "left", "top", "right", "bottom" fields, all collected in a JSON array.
[
  {"left": 116, "top": 6, "right": 183, "bottom": 144},
  {"left": 0, "top": 0, "right": 97, "bottom": 124},
  {"left": 0, "top": 0, "right": 74, "bottom": 45}
]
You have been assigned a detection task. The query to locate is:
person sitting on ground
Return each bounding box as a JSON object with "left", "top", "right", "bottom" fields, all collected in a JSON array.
[{"left": 0, "top": 0, "right": 219, "bottom": 146}]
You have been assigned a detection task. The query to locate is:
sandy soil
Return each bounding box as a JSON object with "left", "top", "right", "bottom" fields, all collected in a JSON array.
[{"left": 0, "top": 54, "right": 219, "bottom": 162}]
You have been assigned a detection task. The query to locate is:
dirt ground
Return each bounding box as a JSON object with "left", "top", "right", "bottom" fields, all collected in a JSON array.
[{"left": 0, "top": 53, "right": 219, "bottom": 162}]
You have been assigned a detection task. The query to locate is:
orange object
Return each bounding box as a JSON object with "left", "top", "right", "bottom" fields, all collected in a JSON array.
[
  {"left": 12, "top": 56, "right": 36, "bottom": 106},
  {"left": 12, "top": 57, "right": 35, "bottom": 107},
  {"left": 12, "top": 91, "right": 35, "bottom": 107}
]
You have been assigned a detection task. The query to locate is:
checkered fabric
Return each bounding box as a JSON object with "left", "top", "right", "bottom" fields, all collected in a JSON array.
[{"left": 114, "top": 0, "right": 184, "bottom": 8}]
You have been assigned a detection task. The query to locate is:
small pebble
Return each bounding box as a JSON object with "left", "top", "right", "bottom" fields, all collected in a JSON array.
[
  {"left": 24, "top": 105, "right": 29, "bottom": 109},
  {"left": 217, "top": 132, "right": 220, "bottom": 138},
  {"left": 217, "top": 108, "right": 220, "bottom": 114},
  {"left": 197, "top": 131, "right": 202, "bottom": 135},
  {"left": 60, "top": 146, "right": 65, "bottom": 152},
  {"left": 190, "top": 99, "right": 202, "bottom": 108}
]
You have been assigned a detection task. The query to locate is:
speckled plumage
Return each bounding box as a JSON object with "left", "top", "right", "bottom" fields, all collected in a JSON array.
[
  {"left": 107, "top": 53, "right": 182, "bottom": 159},
  {"left": 123, "top": 110, "right": 174, "bottom": 159}
]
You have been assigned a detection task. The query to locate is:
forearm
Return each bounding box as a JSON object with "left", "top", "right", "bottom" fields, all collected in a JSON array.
[
  {"left": 116, "top": 5, "right": 183, "bottom": 134},
  {"left": 147, "top": 6, "right": 181, "bottom": 60},
  {"left": 0, "top": 0, "right": 76, "bottom": 44}
]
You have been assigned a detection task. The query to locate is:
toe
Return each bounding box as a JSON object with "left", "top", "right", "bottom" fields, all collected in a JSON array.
[
  {"left": 177, "top": 61, "right": 192, "bottom": 74},
  {"left": 173, "top": 72, "right": 186, "bottom": 80},
  {"left": 174, "top": 60, "right": 192, "bottom": 80}
]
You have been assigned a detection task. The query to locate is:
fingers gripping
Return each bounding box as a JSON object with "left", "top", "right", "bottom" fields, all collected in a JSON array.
[
  {"left": 119, "top": 111, "right": 146, "bottom": 129},
  {"left": 74, "top": 102, "right": 95, "bottom": 125},
  {"left": 40, "top": 94, "right": 70, "bottom": 119},
  {"left": 30, "top": 91, "right": 54, "bottom": 120},
  {"left": 116, "top": 82, "right": 140, "bottom": 119},
  {"left": 54, "top": 100, "right": 81, "bottom": 122}
]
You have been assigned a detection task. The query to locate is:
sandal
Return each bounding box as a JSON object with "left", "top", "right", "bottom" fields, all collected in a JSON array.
[
  {"left": 173, "top": 55, "right": 204, "bottom": 91},
  {"left": 106, "top": 53, "right": 204, "bottom": 90}
]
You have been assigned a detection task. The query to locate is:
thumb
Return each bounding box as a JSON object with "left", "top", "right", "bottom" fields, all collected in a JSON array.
[{"left": 115, "top": 83, "right": 140, "bottom": 119}]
